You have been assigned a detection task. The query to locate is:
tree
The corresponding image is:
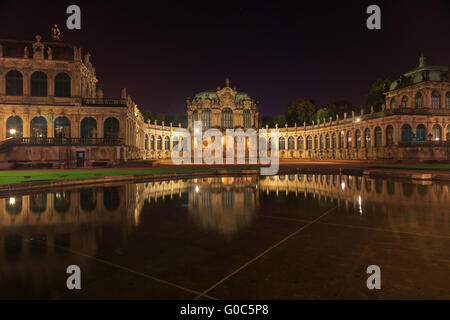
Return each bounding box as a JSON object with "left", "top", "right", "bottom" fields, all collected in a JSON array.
[
  {"left": 274, "top": 114, "right": 286, "bottom": 127},
  {"left": 365, "top": 78, "right": 391, "bottom": 113},
  {"left": 315, "top": 105, "right": 336, "bottom": 122},
  {"left": 285, "top": 98, "right": 316, "bottom": 126},
  {"left": 261, "top": 115, "right": 274, "bottom": 128},
  {"left": 332, "top": 100, "right": 360, "bottom": 118}
]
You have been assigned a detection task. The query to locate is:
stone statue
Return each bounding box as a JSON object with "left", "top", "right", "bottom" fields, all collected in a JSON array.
[
  {"left": 419, "top": 53, "right": 426, "bottom": 67},
  {"left": 84, "top": 53, "right": 91, "bottom": 65},
  {"left": 225, "top": 78, "right": 230, "bottom": 87},
  {"left": 47, "top": 46, "right": 52, "bottom": 60},
  {"left": 24, "top": 46, "right": 29, "bottom": 58},
  {"left": 51, "top": 24, "right": 61, "bottom": 41}
]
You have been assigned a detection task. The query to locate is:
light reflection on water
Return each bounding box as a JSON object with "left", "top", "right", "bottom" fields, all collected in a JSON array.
[{"left": 0, "top": 174, "right": 449, "bottom": 298}]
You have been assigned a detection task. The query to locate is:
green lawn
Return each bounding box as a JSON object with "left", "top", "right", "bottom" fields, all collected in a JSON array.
[
  {"left": 0, "top": 168, "right": 215, "bottom": 185},
  {"left": 370, "top": 164, "right": 450, "bottom": 171}
]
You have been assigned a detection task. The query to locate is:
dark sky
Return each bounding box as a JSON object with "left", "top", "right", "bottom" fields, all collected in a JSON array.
[{"left": 0, "top": 0, "right": 449, "bottom": 116}]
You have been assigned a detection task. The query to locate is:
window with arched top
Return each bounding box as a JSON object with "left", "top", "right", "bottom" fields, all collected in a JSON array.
[
  {"left": 54, "top": 72, "right": 71, "bottom": 97},
  {"left": 446, "top": 92, "right": 450, "bottom": 109},
  {"left": 243, "top": 109, "right": 251, "bottom": 127},
  {"left": 288, "top": 136, "right": 294, "bottom": 150},
  {"left": 319, "top": 135, "right": 324, "bottom": 149},
  {"left": 431, "top": 91, "right": 441, "bottom": 109},
  {"left": 374, "top": 127, "right": 382, "bottom": 147},
  {"left": 326, "top": 134, "right": 331, "bottom": 149},
  {"left": 416, "top": 124, "right": 427, "bottom": 142},
  {"left": 221, "top": 108, "right": 233, "bottom": 128},
  {"left": 6, "top": 70, "right": 23, "bottom": 96},
  {"left": 104, "top": 117, "right": 119, "bottom": 139},
  {"left": 306, "top": 136, "right": 312, "bottom": 150},
  {"left": 346, "top": 131, "right": 352, "bottom": 148},
  {"left": 415, "top": 92, "right": 423, "bottom": 108},
  {"left": 432, "top": 124, "right": 442, "bottom": 141},
  {"left": 401, "top": 96, "right": 409, "bottom": 108},
  {"left": 279, "top": 137, "right": 285, "bottom": 150},
  {"left": 386, "top": 125, "right": 394, "bottom": 146},
  {"left": 401, "top": 124, "right": 413, "bottom": 144},
  {"left": 54, "top": 117, "right": 71, "bottom": 138},
  {"left": 81, "top": 117, "right": 97, "bottom": 138},
  {"left": 157, "top": 135, "right": 162, "bottom": 150},
  {"left": 390, "top": 97, "right": 397, "bottom": 109},
  {"left": 30, "top": 71, "right": 47, "bottom": 97},
  {"left": 332, "top": 133, "right": 337, "bottom": 149},
  {"left": 30, "top": 116, "right": 48, "bottom": 138},
  {"left": 150, "top": 135, "right": 155, "bottom": 149},
  {"left": 314, "top": 135, "right": 318, "bottom": 150},
  {"left": 144, "top": 134, "right": 149, "bottom": 150},
  {"left": 297, "top": 136, "right": 303, "bottom": 150},
  {"left": 6, "top": 116, "right": 23, "bottom": 138},
  {"left": 202, "top": 108, "right": 211, "bottom": 128},
  {"left": 164, "top": 136, "right": 170, "bottom": 150},
  {"left": 355, "top": 130, "right": 361, "bottom": 148},
  {"left": 339, "top": 131, "right": 344, "bottom": 148},
  {"left": 364, "top": 128, "right": 371, "bottom": 148}
]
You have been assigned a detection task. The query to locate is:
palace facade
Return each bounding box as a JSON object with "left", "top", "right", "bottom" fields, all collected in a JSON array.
[{"left": 0, "top": 32, "right": 449, "bottom": 168}]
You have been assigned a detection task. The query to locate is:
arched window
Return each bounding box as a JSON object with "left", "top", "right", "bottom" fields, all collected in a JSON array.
[
  {"left": 364, "top": 128, "right": 371, "bottom": 148},
  {"left": 150, "top": 135, "right": 155, "bottom": 149},
  {"left": 332, "top": 133, "right": 337, "bottom": 149},
  {"left": 355, "top": 130, "right": 361, "bottom": 148},
  {"left": 6, "top": 116, "right": 23, "bottom": 138},
  {"left": 103, "top": 187, "right": 120, "bottom": 211},
  {"left": 54, "top": 117, "right": 70, "bottom": 138},
  {"left": 54, "top": 72, "right": 71, "bottom": 97},
  {"left": 346, "top": 131, "right": 352, "bottom": 148},
  {"left": 104, "top": 117, "right": 119, "bottom": 139},
  {"left": 5, "top": 70, "right": 23, "bottom": 96},
  {"left": 431, "top": 91, "right": 441, "bottom": 109},
  {"left": 390, "top": 97, "right": 397, "bottom": 109},
  {"left": 386, "top": 125, "right": 394, "bottom": 146},
  {"left": 288, "top": 136, "right": 294, "bottom": 150},
  {"left": 157, "top": 135, "right": 162, "bottom": 150},
  {"left": 6, "top": 196, "right": 22, "bottom": 215},
  {"left": 432, "top": 124, "right": 442, "bottom": 141},
  {"left": 297, "top": 136, "right": 303, "bottom": 150},
  {"left": 164, "top": 136, "right": 170, "bottom": 150},
  {"left": 243, "top": 109, "right": 251, "bottom": 127},
  {"left": 30, "top": 116, "right": 47, "bottom": 138},
  {"left": 314, "top": 135, "right": 318, "bottom": 149},
  {"left": 339, "top": 131, "right": 344, "bottom": 148},
  {"left": 401, "top": 124, "right": 413, "bottom": 144},
  {"left": 30, "top": 193, "right": 47, "bottom": 214},
  {"left": 279, "top": 137, "right": 285, "bottom": 150},
  {"left": 447, "top": 125, "right": 450, "bottom": 140},
  {"left": 201, "top": 108, "right": 211, "bottom": 128},
  {"left": 81, "top": 117, "right": 97, "bottom": 138},
  {"left": 221, "top": 108, "right": 233, "bottom": 128},
  {"left": 416, "top": 124, "right": 427, "bottom": 142},
  {"left": 374, "top": 127, "right": 382, "bottom": 147},
  {"left": 320, "top": 135, "right": 324, "bottom": 149},
  {"left": 325, "top": 134, "right": 330, "bottom": 149},
  {"left": 80, "top": 189, "right": 97, "bottom": 212},
  {"left": 54, "top": 192, "right": 71, "bottom": 214},
  {"left": 446, "top": 92, "right": 450, "bottom": 109},
  {"left": 144, "top": 134, "right": 149, "bottom": 150},
  {"left": 30, "top": 71, "right": 47, "bottom": 97},
  {"left": 306, "top": 136, "right": 312, "bottom": 150},
  {"left": 401, "top": 96, "right": 409, "bottom": 108},
  {"left": 415, "top": 92, "right": 423, "bottom": 108}
]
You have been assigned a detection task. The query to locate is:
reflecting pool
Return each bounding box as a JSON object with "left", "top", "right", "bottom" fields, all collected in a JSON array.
[{"left": 0, "top": 174, "right": 449, "bottom": 299}]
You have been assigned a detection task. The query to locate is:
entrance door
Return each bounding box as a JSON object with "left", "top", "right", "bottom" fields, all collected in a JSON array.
[{"left": 76, "top": 151, "right": 85, "bottom": 168}]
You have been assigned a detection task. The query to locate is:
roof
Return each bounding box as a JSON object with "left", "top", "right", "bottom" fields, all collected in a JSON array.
[{"left": 0, "top": 37, "right": 75, "bottom": 61}]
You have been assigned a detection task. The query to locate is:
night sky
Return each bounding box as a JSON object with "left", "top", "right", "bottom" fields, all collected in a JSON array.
[{"left": 0, "top": 0, "right": 449, "bottom": 116}]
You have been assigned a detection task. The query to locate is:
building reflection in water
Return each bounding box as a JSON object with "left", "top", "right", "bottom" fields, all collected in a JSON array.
[{"left": 0, "top": 174, "right": 449, "bottom": 296}]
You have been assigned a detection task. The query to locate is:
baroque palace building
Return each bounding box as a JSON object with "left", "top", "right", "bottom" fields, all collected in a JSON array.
[{"left": 0, "top": 30, "right": 449, "bottom": 168}]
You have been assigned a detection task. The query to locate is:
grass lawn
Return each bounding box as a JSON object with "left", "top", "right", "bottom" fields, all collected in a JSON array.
[
  {"left": 0, "top": 168, "right": 216, "bottom": 185},
  {"left": 370, "top": 164, "right": 450, "bottom": 171}
]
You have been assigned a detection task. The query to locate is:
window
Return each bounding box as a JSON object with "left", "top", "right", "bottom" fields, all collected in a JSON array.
[
  {"left": 390, "top": 97, "right": 396, "bottom": 109},
  {"left": 364, "top": 128, "right": 371, "bottom": 148},
  {"left": 431, "top": 91, "right": 441, "bottom": 109},
  {"left": 446, "top": 92, "right": 450, "bottom": 109},
  {"left": 319, "top": 135, "right": 324, "bottom": 149},
  {"left": 157, "top": 135, "right": 162, "bottom": 150},
  {"left": 386, "top": 125, "right": 394, "bottom": 146},
  {"left": 374, "top": 127, "right": 382, "bottom": 147},
  {"left": 145, "top": 134, "right": 149, "bottom": 150},
  {"left": 325, "top": 134, "right": 330, "bottom": 149},
  {"left": 6, "top": 70, "right": 23, "bottom": 96},
  {"left": 332, "top": 133, "right": 337, "bottom": 149},
  {"left": 6, "top": 116, "right": 23, "bottom": 138},
  {"left": 150, "top": 135, "right": 155, "bottom": 149},
  {"left": 104, "top": 117, "right": 119, "bottom": 139},
  {"left": 221, "top": 108, "right": 233, "bottom": 128},
  {"left": 54, "top": 73, "right": 71, "bottom": 97},
  {"left": 80, "top": 189, "right": 96, "bottom": 212},
  {"left": 288, "top": 136, "right": 294, "bottom": 150},
  {"left": 243, "top": 109, "right": 251, "bottom": 127},
  {"left": 54, "top": 192, "right": 71, "bottom": 214},
  {"left": 30, "top": 193, "right": 47, "bottom": 214},
  {"left": 401, "top": 124, "right": 413, "bottom": 144},
  {"left": 80, "top": 117, "right": 97, "bottom": 138},
  {"left": 279, "top": 137, "right": 285, "bottom": 150},
  {"left": 416, "top": 124, "right": 426, "bottom": 142},
  {"left": 54, "top": 117, "right": 70, "bottom": 138},
  {"left": 30, "top": 71, "right": 47, "bottom": 97},
  {"left": 306, "top": 136, "right": 312, "bottom": 150},
  {"left": 401, "top": 96, "right": 409, "bottom": 108},
  {"left": 346, "top": 131, "right": 352, "bottom": 148},
  {"left": 314, "top": 135, "right": 318, "bottom": 149},
  {"left": 432, "top": 124, "right": 442, "bottom": 141},
  {"left": 339, "top": 131, "right": 344, "bottom": 148},
  {"left": 355, "top": 130, "right": 361, "bottom": 148},
  {"left": 164, "top": 136, "right": 170, "bottom": 150},
  {"left": 202, "top": 108, "right": 211, "bottom": 128},
  {"left": 30, "top": 116, "right": 47, "bottom": 138},
  {"left": 103, "top": 187, "right": 120, "bottom": 211},
  {"left": 173, "top": 136, "right": 179, "bottom": 149},
  {"left": 415, "top": 92, "right": 423, "bottom": 108},
  {"left": 297, "top": 136, "right": 303, "bottom": 150},
  {"left": 192, "top": 110, "right": 198, "bottom": 124}
]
